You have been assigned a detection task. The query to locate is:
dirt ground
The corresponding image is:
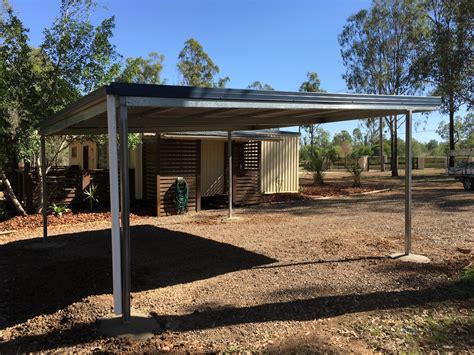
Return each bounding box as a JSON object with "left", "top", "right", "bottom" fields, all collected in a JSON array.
[{"left": 0, "top": 169, "right": 473, "bottom": 353}]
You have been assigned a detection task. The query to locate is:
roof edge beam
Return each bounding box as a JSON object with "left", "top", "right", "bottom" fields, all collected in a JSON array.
[
  {"left": 124, "top": 96, "right": 439, "bottom": 113},
  {"left": 40, "top": 99, "right": 108, "bottom": 135}
]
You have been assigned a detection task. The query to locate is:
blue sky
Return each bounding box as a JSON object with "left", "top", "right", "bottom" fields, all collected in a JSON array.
[{"left": 10, "top": 0, "right": 455, "bottom": 142}]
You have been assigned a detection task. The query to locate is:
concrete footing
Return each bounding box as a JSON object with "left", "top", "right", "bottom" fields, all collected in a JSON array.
[
  {"left": 98, "top": 312, "right": 160, "bottom": 341},
  {"left": 390, "top": 253, "right": 431, "bottom": 263}
]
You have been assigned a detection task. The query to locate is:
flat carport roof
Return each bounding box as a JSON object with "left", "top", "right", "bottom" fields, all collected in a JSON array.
[
  {"left": 37, "top": 83, "right": 441, "bottom": 325},
  {"left": 38, "top": 83, "right": 440, "bottom": 135}
]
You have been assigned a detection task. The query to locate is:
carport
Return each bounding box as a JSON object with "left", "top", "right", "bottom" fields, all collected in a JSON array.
[{"left": 37, "top": 83, "right": 440, "bottom": 323}]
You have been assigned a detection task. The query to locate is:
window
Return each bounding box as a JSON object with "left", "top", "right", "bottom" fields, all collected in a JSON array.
[{"left": 71, "top": 147, "right": 77, "bottom": 158}]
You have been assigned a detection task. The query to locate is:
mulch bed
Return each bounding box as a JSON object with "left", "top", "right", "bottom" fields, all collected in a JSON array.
[
  {"left": 261, "top": 184, "right": 381, "bottom": 204},
  {"left": 301, "top": 183, "right": 377, "bottom": 197},
  {"left": 261, "top": 193, "right": 309, "bottom": 204},
  {"left": 0, "top": 209, "right": 148, "bottom": 232}
]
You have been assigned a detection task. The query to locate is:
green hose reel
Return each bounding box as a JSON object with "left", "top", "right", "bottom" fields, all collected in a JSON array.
[{"left": 174, "top": 177, "right": 189, "bottom": 214}]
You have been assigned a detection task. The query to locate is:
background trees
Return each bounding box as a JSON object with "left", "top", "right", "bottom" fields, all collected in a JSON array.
[
  {"left": 0, "top": 4, "right": 37, "bottom": 215},
  {"left": 247, "top": 81, "right": 274, "bottom": 91},
  {"left": 299, "top": 72, "right": 325, "bottom": 148},
  {"left": 339, "top": 0, "right": 428, "bottom": 176},
  {"left": 117, "top": 52, "right": 165, "bottom": 84},
  {"left": 177, "top": 38, "right": 229, "bottom": 88},
  {"left": 0, "top": 0, "right": 119, "bottom": 214},
  {"left": 413, "top": 0, "right": 473, "bottom": 165}
]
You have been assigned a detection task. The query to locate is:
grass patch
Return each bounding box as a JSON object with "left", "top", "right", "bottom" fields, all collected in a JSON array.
[
  {"left": 459, "top": 264, "right": 474, "bottom": 284},
  {"left": 351, "top": 265, "right": 474, "bottom": 352}
]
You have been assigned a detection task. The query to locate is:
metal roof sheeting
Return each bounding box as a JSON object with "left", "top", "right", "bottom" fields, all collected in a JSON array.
[{"left": 38, "top": 83, "right": 441, "bottom": 135}]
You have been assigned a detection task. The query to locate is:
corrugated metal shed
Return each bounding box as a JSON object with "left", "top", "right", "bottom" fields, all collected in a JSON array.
[
  {"left": 261, "top": 134, "right": 299, "bottom": 193},
  {"left": 201, "top": 140, "right": 225, "bottom": 197}
]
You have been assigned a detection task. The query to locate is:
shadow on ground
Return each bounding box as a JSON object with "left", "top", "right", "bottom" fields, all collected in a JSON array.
[
  {"left": 1, "top": 277, "right": 472, "bottom": 353},
  {"left": 0, "top": 225, "right": 276, "bottom": 329}
]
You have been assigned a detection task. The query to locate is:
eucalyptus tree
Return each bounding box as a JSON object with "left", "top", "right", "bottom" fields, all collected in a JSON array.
[
  {"left": 298, "top": 72, "right": 325, "bottom": 148},
  {"left": 413, "top": 0, "right": 473, "bottom": 165},
  {"left": 0, "top": 4, "right": 39, "bottom": 215},
  {"left": 177, "top": 38, "right": 229, "bottom": 88},
  {"left": 117, "top": 52, "right": 165, "bottom": 84},
  {"left": 36, "top": 0, "right": 120, "bottom": 177},
  {"left": 339, "top": 0, "right": 427, "bottom": 176},
  {"left": 1, "top": 0, "right": 120, "bottom": 215},
  {"left": 247, "top": 81, "right": 274, "bottom": 91}
]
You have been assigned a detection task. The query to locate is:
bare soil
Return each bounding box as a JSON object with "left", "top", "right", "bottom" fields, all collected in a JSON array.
[{"left": 0, "top": 169, "right": 472, "bottom": 353}]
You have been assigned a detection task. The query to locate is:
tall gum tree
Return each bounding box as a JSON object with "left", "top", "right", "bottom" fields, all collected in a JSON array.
[
  {"left": 299, "top": 72, "right": 325, "bottom": 148},
  {"left": 412, "top": 0, "right": 473, "bottom": 166},
  {"left": 177, "top": 38, "right": 229, "bottom": 88},
  {"left": 339, "top": 0, "right": 428, "bottom": 177}
]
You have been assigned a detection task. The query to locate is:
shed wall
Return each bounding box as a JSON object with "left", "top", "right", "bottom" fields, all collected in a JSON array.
[
  {"left": 201, "top": 140, "right": 225, "bottom": 197},
  {"left": 261, "top": 135, "right": 299, "bottom": 193}
]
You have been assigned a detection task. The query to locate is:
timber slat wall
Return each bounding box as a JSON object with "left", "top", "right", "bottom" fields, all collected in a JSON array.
[
  {"left": 143, "top": 136, "right": 199, "bottom": 216},
  {"left": 143, "top": 136, "right": 157, "bottom": 202},
  {"left": 158, "top": 138, "right": 199, "bottom": 216},
  {"left": 225, "top": 141, "right": 262, "bottom": 205},
  {"left": 18, "top": 167, "right": 134, "bottom": 208}
]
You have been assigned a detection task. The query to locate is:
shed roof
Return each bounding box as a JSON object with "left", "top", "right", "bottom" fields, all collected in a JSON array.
[
  {"left": 38, "top": 83, "right": 441, "bottom": 135},
  {"left": 161, "top": 129, "right": 298, "bottom": 141}
]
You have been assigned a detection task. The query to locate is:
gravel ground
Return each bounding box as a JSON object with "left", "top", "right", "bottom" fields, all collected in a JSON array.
[{"left": 0, "top": 170, "right": 472, "bottom": 353}]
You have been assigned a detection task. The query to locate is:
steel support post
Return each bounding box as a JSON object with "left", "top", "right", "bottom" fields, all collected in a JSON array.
[
  {"left": 118, "top": 98, "right": 131, "bottom": 322},
  {"left": 404, "top": 110, "right": 413, "bottom": 255},
  {"left": 106, "top": 95, "right": 122, "bottom": 315},
  {"left": 40, "top": 135, "right": 47, "bottom": 240},
  {"left": 228, "top": 131, "right": 233, "bottom": 218}
]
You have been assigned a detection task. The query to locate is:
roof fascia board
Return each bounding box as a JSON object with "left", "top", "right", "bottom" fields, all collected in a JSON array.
[
  {"left": 107, "top": 83, "right": 440, "bottom": 107},
  {"left": 40, "top": 99, "right": 107, "bottom": 135},
  {"left": 124, "top": 96, "right": 439, "bottom": 113}
]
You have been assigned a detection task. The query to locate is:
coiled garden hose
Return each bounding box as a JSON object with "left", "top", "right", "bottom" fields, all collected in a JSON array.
[{"left": 174, "top": 177, "right": 189, "bottom": 214}]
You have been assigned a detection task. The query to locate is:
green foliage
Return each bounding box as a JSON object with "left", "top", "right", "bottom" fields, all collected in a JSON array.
[
  {"left": 332, "top": 130, "right": 353, "bottom": 146},
  {"left": 345, "top": 152, "right": 365, "bottom": 187},
  {"left": 339, "top": 0, "right": 428, "bottom": 175},
  {"left": 304, "top": 153, "right": 325, "bottom": 185},
  {"left": 117, "top": 52, "right": 165, "bottom": 84},
  {"left": 437, "top": 112, "right": 473, "bottom": 149},
  {"left": 83, "top": 183, "right": 99, "bottom": 211},
  {"left": 247, "top": 81, "right": 274, "bottom": 91},
  {"left": 50, "top": 202, "right": 69, "bottom": 217},
  {"left": 339, "top": 0, "right": 427, "bottom": 96},
  {"left": 352, "top": 127, "right": 364, "bottom": 146},
  {"left": 459, "top": 264, "right": 474, "bottom": 285},
  {"left": 177, "top": 38, "right": 228, "bottom": 88},
  {"left": 0, "top": 4, "right": 39, "bottom": 168},
  {"left": 40, "top": 0, "right": 119, "bottom": 102},
  {"left": 352, "top": 144, "right": 374, "bottom": 157},
  {"left": 413, "top": 0, "right": 473, "bottom": 114},
  {"left": 299, "top": 72, "right": 324, "bottom": 93},
  {"left": 303, "top": 146, "right": 338, "bottom": 185},
  {"left": 299, "top": 72, "right": 325, "bottom": 145}
]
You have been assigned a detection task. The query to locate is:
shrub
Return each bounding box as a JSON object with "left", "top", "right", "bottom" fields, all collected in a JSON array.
[
  {"left": 304, "top": 149, "right": 326, "bottom": 185},
  {"left": 50, "top": 203, "right": 69, "bottom": 217},
  {"left": 345, "top": 154, "right": 364, "bottom": 187},
  {"left": 83, "top": 183, "right": 99, "bottom": 211}
]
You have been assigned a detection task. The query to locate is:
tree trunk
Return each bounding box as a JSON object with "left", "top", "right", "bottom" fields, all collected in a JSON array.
[
  {"left": 0, "top": 168, "right": 27, "bottom": 216},
  {"left": 449, "top": 95, "right": 455, "bottom": 167},
  {"left": 389, "top": 115, "right": 399, "bottom": 177}
]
